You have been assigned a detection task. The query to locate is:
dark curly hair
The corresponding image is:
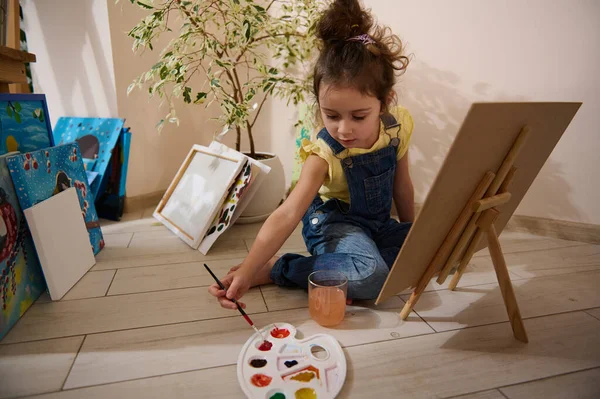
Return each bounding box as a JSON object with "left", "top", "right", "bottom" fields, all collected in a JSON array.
[{"left": 313, "top": 0, "right": 410, "bottom": 113}]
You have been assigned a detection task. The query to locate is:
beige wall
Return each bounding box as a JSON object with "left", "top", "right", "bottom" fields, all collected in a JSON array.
[
  {"left": 270, "top": 0, "right": 600, "bottom": 224},
  {"left": 22, "top": 0, "right": 118, "bottom": 126},
  {"left": 24, "top": 0, "right": 599, "bottom": 224},
  {"left": 107, "top": 2, "right": 233, "bottom": 198}
]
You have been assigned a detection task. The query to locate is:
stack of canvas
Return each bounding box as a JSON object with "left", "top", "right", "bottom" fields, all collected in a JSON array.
[
  {"left": 0, "top": 93, "right": 107, "bottom": 339},
  {"left": 153, "top": 141, "right": 270, "bottom": 254}
]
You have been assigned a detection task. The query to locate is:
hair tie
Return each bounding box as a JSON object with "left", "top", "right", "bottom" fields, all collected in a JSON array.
[{"left": 347, "top": 33, "right": 376, "bottom": 46}]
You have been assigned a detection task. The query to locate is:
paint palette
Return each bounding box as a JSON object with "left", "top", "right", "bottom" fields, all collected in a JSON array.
[{"left": 237, "top": 323, "right": 346, "bottom": 399}]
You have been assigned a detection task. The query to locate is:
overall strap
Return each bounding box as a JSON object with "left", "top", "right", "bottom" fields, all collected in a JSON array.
[
  {"left": 316, "top": 112, "right": 402, "bottom": 154},
  {"left": 317, "top": 128, "right": 346, "bottom": 155}
]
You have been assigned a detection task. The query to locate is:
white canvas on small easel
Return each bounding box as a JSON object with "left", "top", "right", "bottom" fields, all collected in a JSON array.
[
  {"left": 154, "top": 144, "right": 248, "bottom": 249},
  {"left": 24, "top": 187, "right": 96, "bottom": 301},
  {"left": 196, "top": 141, "right": 271, "bottom": 255}
]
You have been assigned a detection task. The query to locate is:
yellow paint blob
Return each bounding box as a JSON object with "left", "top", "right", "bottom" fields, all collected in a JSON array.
[
  {"left": 6, "top": 136, "right": 18, "bottom": 152},
  {"left": 295, "top": 388, "right": 317, "bottom": 399},
  {"left": 291, "top": 371, "right": 316, "bottom": 383}
]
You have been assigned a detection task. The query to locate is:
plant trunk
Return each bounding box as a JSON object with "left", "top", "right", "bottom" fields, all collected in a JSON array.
[
  {"left": 246, "top": 121, "right": 256, "bottom": 159},
  {"left": 235, "top": 125, "right": 241, "bottom": 152}
]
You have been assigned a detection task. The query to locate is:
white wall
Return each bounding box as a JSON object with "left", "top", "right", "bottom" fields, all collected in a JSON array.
[
  {"left": 269, "top": 0, "right": 600, "bottom": 224},
  {"left": 106, "top": 1, "right": 224, "bottom": 198},
  {"left": 22, "top": 0, "right": 600, "bottom": 224},
  {"left": 21, "top": 0, "right": 118, "bottom": 128}
]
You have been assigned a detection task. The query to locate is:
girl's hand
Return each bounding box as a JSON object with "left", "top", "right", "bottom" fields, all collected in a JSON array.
[{"left": 208, "top": 267, "right": 252, "bottom": 310}]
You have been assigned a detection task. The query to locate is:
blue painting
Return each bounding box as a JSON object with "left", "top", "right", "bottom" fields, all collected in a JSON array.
[
  {"left": 0, "top": 153, "right": 46, "bottom": 341},
  {"left": 6, "top": 144, "right": 105, "bottom": 255},
  {"left": 96, "top": 128, "right": 131, "bottom": 221},
  {"left": 53, "top": 117, "right": 125, "bottom": 200},
  {"left": 0, "top": 94, "right": 54, "bottom": 156}
]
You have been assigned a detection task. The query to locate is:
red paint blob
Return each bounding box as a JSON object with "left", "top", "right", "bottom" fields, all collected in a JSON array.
[
  {"left": 250, "top": 374, "right": 272, "bottom": 387},
  {"left": 258, "top": 341, "right": 272, "bottom": 351},
  {"left": 270, "top": 327, "right": 290, "bottom": 339}
]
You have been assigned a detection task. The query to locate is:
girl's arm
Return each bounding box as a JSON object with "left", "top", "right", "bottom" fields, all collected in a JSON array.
[
  {"left": 393, "top": 151, "right": 415, "bottom": 222},
  {"left": 209, "top": 154, "right": 328, "bottom": 308},
  {"left": 240, "top": 154, "right": 327, "bottom": 274}
]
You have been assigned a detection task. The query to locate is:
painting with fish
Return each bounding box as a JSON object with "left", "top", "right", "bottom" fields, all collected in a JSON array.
[
  {"left": 0, "top": 153, "right": 46, "bottom": 341},
  {"left": 6, "top": 143, "right": 104, "bottom": 255},
  {"left": 0, "top": 94, "right": 54, "bottom": 156}
]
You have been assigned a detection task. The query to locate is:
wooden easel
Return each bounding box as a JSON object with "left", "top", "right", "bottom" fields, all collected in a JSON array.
[
  {"left": 400, "top": 126, "right": 531, "bottom": 343},
  {"left": 0, "top": 0, "right": 35, "bottom": 93}
]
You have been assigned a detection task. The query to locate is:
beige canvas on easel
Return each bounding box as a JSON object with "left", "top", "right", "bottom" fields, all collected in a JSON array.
[{"left": 376, "top": 102, "right": 582, "bottom": 341}]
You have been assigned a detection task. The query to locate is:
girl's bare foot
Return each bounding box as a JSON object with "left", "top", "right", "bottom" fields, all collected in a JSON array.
[
  {"left": 250, "top": 256, "right": 279, "bottom": 286},
  {"left": 227, "top": 256, "right": 279, "bottom": 287}
]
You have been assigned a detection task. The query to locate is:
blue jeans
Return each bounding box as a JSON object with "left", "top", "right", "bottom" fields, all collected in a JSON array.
[{"left": 270, "top": 197, "right": 411, "bottom": 300}]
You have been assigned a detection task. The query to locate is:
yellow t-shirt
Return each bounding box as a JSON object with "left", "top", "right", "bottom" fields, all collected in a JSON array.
[{"left": 299, "top": 105, "right": 414, "bottom": 204}]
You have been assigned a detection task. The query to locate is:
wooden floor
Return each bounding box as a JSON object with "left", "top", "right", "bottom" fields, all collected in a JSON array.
[{"left": 1, "top": 208, "right": 599, "bottom": 398}]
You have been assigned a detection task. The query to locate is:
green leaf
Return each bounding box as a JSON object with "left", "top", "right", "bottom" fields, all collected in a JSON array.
[
  {"left": 6, "top": 104, "right": 12, "bottom": 118},
  {"left": 183, "top": 87, "right": 192, "bottom": 103},
  {"left": 39, "top": 112, "right": 45, "bottom": 123},
  {"left": 127, "top": 82, "right": 136, "bottom": 95},
  {"left": 243, "top": 20, "right": 251, "bottom": 41},
  {"left": 253, "top": 5, "right": 265, "bottom": 13},
  {"left": 14, "top": 102, "right": 22, "bottom": 112},
  {"left": 194, "top": 92, "right": 207, "bottom": 104},
  {"left": 15, "top": 113, "right": 21, "bottom": 124},
  {"left": 159, "top": 66, "right": 168, "bottom": 80},
  {"left": 210, "top": 78, "right": 221, "bottom": 88},
  {"left": 268, "top": 67, "right": 278, "bottom": 75},
  {"left": 136, "top": 1, "right": 153, "bottom": 9}
]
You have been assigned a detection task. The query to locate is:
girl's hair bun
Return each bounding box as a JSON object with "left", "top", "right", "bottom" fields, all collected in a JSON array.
[{"left": 316, "top": 0, "right": 373, "bottom": 43}]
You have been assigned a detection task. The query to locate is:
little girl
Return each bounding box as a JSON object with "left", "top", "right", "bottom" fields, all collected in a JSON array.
[{"left": 209, "top": 0, "right": 414, "bottom": 310}]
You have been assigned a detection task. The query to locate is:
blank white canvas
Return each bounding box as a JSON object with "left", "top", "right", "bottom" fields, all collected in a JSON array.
[
  {"left": 158, "top": 147, "right": 243, "bottom": 246},
  {"left": 24, "top": 188, "right": 96, "bottom": 301}
]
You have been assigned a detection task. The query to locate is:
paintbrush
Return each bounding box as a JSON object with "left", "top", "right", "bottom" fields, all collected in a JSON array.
[{"left": 204, "top": 263, "right": 265, "bottom": 341}]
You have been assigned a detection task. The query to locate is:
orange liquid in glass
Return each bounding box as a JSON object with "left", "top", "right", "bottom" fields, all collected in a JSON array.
[{"left": 308, "top": 287, "right": 346, "bottom": 327}]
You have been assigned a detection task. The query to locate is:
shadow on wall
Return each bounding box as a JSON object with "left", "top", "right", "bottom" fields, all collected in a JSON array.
[
  {"left": 24, "top": 0, "right": 117, "bottom": 118},
  {"left": 400, "top": 60, "right": 583, "bottom": 223}
]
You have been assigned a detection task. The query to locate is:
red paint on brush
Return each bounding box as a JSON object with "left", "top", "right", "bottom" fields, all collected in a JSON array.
[
  {"left": 258, "top": 341, "right": 273, "bottom": 351},
  {"left": 242, "top": 313, "right": 253, "bottom": 326}
]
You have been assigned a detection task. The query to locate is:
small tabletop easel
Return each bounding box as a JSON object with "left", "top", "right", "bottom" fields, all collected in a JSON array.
[
  {"left": 375, "top": 102, "right": 582, "bottom": 343},
  {"left": 402, "top": 127, "right": 530, "bottom": 342},
  {"left": 1, "top": 0, "right": 36, "bottom": 93}
]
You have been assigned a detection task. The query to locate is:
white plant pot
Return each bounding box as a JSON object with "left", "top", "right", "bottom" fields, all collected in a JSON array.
[{"left": 237, "top": 152, "right": 286, "bottom": 224}]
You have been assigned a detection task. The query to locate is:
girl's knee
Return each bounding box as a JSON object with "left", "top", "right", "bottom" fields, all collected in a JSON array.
[{"left": 346, "top": 258, "right": 389, "bottom": 300}]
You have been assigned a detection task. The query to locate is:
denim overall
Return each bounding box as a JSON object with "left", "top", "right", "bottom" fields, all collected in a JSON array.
[{"left": 270, "top": 114, "right": 412, "bottom": 300}]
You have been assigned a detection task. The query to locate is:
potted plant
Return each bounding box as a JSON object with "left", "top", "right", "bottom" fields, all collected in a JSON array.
[{"left": 125, "top": 0, "right": 323, "bottom": 221}]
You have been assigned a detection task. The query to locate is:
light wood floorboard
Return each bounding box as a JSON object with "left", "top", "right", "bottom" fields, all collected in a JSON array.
[
  {"left": 403, "top": 269, "right": 600, "bottom": 332},
  {"left": 107, "top": 258, "right": 245, "bottom": 295},
  {"left": 62, "top": 270, "right": 116, "bottom": 301},
  {"left": 500, "top": 367, "right": 600, "bottom": 399},
  {"left": 1, "top": 288, "right": 266, "bottom": 344},
  {"left": 64, "top": 300, "right": 432, "bottom": 389},
  {"left": 0, "top": 337, "right": 84, "bottom": 399}
]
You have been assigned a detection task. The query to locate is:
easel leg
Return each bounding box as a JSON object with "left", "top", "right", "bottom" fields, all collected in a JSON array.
[
  {"left": 400, "top": 290, "right": 422, "bottom": 319},
  {"left": 487, "top": 225, "right": 528, "bottom": 343}
]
